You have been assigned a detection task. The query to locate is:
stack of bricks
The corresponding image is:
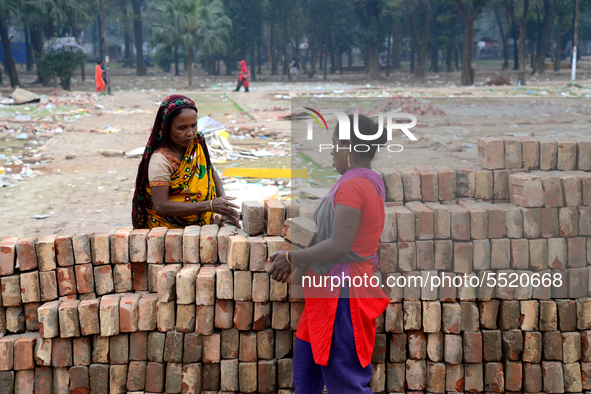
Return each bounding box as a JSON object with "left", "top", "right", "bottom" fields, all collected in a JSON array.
[{"left": 1, "top": 152, "right": 591, "bottom": 393}]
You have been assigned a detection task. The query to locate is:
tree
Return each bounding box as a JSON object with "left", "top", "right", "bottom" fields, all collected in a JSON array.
[
  {"left": 150, "top": 0, "right": 183, "bottom": 75},
  {"left": 352, "top": 0, "right": 385, "bottom": 80},
  {"left": 131, "top": 0, "right": 147, "bottom": 76},
  {"left": 0, "top": 0, "right": 20, "bottom": 87},
  {"left": 492, "top": 0, "right": 510, "bottom": 70},
  {"left": 504, "top": 0, "right": 529, "bottom": 84},
  {"left": 411, "top": 0, "right": 438, "bottom": 79},
  {"left": 455, "top": 0, "right": 487, "bottom": 85},
  {"left": 533, "top": 0, "right": 555, "bottom": 74},
  {"left": 197, "top": 0, "right": 232, "bottom": 76}
]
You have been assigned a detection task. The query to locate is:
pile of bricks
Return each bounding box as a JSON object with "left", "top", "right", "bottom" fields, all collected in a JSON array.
[{"left": 1, "top": 155, "right": 591, "bottom": 393}]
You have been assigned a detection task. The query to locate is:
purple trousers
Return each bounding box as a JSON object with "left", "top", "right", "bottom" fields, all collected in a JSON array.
[{"left": 293, "top": 292, "right": 373, "bottom": 394}]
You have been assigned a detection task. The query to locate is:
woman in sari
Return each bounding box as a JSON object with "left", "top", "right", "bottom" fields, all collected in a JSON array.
[
  {"left": 95, "top": 60, "right": 105, "bottom": 93},
  {"left": 267, "top": 114, "right": 390, "bottom": 393},
  {"left": 132, "top": 94, "right": 240, "bottom": 229},
  {"left": 233, "top": 59, "right": 250, "bottom": 92}
]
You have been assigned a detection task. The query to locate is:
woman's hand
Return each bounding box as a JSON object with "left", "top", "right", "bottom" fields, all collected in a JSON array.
[
  {"left": 211, "top": 196, "right": 240, "bottom": 225},
  {"left": 219, "top": 214, "right": 242, "bottom": 229},
  {"left": 266, "top": 250, "right": 291, "bottom": 283}
]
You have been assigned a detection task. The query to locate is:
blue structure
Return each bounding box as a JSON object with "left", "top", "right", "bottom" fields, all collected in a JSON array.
[{"left": 0, "top": 42, "right": 28, "bottom": 64}]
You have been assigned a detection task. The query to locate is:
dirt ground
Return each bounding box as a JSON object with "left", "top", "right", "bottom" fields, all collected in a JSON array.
[{"left": 1, "top": 61, "right": 591, "bottom": 237}]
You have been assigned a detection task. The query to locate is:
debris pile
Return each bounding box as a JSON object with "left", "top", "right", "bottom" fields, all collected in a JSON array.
[{"left": 485, "top": 75, "right": 512, "bottom": 86}]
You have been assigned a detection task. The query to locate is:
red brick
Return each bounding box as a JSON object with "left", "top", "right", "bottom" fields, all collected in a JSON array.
[
  {"left": 126, "top": 361, "right": 146, "bottom": 391},
  {"left": 20, "top": 271, "right": 40, "bottom": 304},
  {"left": 518, "top": 136, "right": 540, "bottom": 169},
  {"left": 90, "top": 233, "right": 110, "bottom": 265},
  {"left": 478, "top": 137, "right": 505, "bottom": 169},
  {"left": 119, "top": 294, "right": 140, "bottom": 333},
  {"left": 195, "top": 305, "right": 214, "bottom": 335},
  {"left": 131, "top": 262, "right": 147, "bottom": 291},
  {"left": 400, "top": 169, "right": 422, "bottom": 201},
  {"left": 93, "top": 265, "right": 114, "bottom": 296},
  {"left": 463, "top": 332, "right": 483, "bottom": 363},
  {"left": 265, "top": 199, "right": 286, "bottom": 236},
  {"left": 456, "top": 168, "right": 476, "bottom": 198},
  {"left": 56, "top": 267, "right": 77, "bottom": 297},
  {"left": 58, "top": 300, "right": 80, "bottom": 338},
  {"left": 14, "top": 335, "right": 36, "bottom": 370},
  {"left": 129, "top": 228, "right": 149, "bottom": 263},
  {"left": 182, "top": 225, "right": 200, "bottom": 264},
  {"left": 72, "top": 337, "right": 92, "bottom": 366},
  {"left": 539, "top": 137, "right": 558, "bottom": 170},
  {"left": 416, "top": 166, "right": 439, "bottom": 202},
  {"left": 434, "top": 166, "right": 456, "bottom": 201},
  {"left": 234, "top": 301, "right": 253, "bottom": 331},
  {"left": 145, "top": 361, "right": 164, "bottom": 392},
  {"left": 52, "top": 337, "right": 72, "bottom": 368},
  {"left": 164, "top": 228, "right": 183, "bottom": 263},
  {"left": 78, "top": 299, "right": 100, "bottom": 336},
  {"left": 381, "top": 168, "right": 404, "bottom": 202},
  {"left": 111, "top": 228, "right": 130, "bottom": 264},
  {"left": 74, "top": 264, "right": 94, "bottom": 294},
  {"left": 0, "top": 237, "right": 17, "bottom": 276},
  {"left": 146, "top": 227, "right": 167, "bottom": 264},
  {"left": 16, "top": 237, "right": 38, "bottom": 272},
  {"left": 176, "top": 303, "right": 196, "bottom": 332}
]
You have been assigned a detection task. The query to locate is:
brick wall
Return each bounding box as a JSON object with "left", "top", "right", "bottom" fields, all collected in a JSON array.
[{"left": 0, "top": 154, "right": 590, "bottom": 392}]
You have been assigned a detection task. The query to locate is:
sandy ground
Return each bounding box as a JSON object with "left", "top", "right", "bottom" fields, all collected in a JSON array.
[{"left": 1, "top": 62, "right": 590, "bottom": 237}]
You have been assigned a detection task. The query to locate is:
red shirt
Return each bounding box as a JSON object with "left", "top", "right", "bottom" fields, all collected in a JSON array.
[{"left": 296, "top": 176, "right": 389, "bottom": 368}]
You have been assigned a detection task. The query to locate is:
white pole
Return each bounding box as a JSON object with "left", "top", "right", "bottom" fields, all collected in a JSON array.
[{"left": 571, "top": 45, "right": 577, "bottom": 84}]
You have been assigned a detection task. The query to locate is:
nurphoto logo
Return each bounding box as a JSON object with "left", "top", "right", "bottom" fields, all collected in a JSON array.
[{"left": 298, "top": 107, "right": 419, "bottom": 153}]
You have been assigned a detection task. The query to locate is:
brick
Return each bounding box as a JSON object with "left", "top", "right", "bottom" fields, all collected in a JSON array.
[
  {"left": 90, "top": 233, "right": 110, "bottom": 266},
  {"left": 406, "top": 359, "right": 426, "bottom": 390},
  {"left": 34, "top": 337, "right": 52, "bottom": 367},
  {"left": 463, "top": 332, "right": 482, "bottom": 363},
  {"left": 197, "top": 224, "right": 217, "bottom": 264},
  {"left": 202, "top": 332, "right": 221, "bottom": 363},
  {"left": 215, "top": 264, "right": 233, "bottom": 300},
  {"left": 539, "top": 137, "right": 558, "bottom": 170},
  {"left": 6, "top": 306, "right": 24, "bottom": 333},
  {"left": 403, "top": 300, "right": 420, "bottom": 330},
  {"left": 1, "top": 275, "right": 20, "bottom": 307},
  {"left": 250, "top": 237, "right": 268, "bottom": 271},
  {"left": 542, "top": 361, "right": 565, "bottom": 393},
  {"left": 35, "top": 235, "right": 57, "bottom": 272},
  {"left": 74, "top": 264, "right": 94, "bottom": 294},
  {"left": 126, "top": 361, "right": 146, "bottom": 391},
  {"left": 256, "top": 328, "right": 274, "bottom": 360},
  {"left": 19, "top": 272, "right": 40, "bottom": 304},
  {"left": 510, "top": 173, "right": 544, "bottom": 207},
  {"left": 156, "top": 265, "right": 180, "bottom": 303},
  {"left": 490, "top": 238, "right": 511, "bottom": 269},
  {"left": 161, "top": 331, "right": 183, "bottom": 363},
  {"left": 568, "top": 236, "right": 586, "bottom": 267},
  {"left": 406, "top": 202, "right": 433, "bottom": 240},
  {"left": 0, "top": 237, "right": 17, "bottom": 276},
  {"left": 564, "top": 361, "right": 583, "bottom": 392},
  {"left": 112, "top": 263, "right": 131, "bottom": 293},
  {"left": 563, "top": 331, "right": 581, "bottom": 363},
  {"left": 398, "top": 242, "right": 416, "bottom": 271},
  {"left": 55, "top": 266, "right": 77, "bottom": 297},
  {"left": 33, "top": 366, "right": 51, "bottom": 394},
  {"left": 242, "top": 201, "right": 264, "bottom": 235},
  {"left": 408, "top": 330, "right": 427, "bottom": 359},
  {"left": 453, "top": 241, "right": 473, "bottom": 273},
  {"left": 109, "top": 364, "right": 127, "bottom": 394},
  {"left": 381, "top": 168, "right": 404, "bottom": 201},
  {"left": 119, "top": 294, "right": 140, "bottom": 333},
  {"left": 16, "top": 237, "right": 38, "bottom": 272},
  {"left": 478, "top": 137, "right": 505, "bottom": 169},
  {"left": 445, "top": 363, "right": 464, "bottom": 392},
  {"left": 58, "top": 300, "right": 80, "bottom": 338},
  {"left": 0, "top": 371, "right": 13, "bottom": 392},
  {"left": 541, "top": 207, "right": 559, "bottom": 238},
  {"left": 562, "top": 174, "right": 583, "bottom": 207},
  {"left": 37, "top": 301, "right": 60, "bottom": 338},
  {"left": 93, "top": 265, "right": 113, "bottom": 296},
  {"left": 555, "top": 138, "right": 577, "bottom": 170},
  {"left": 14, "top": 335, "right": 36, "bottom": 370},
  {"left": 234, "top": 270, "right": 252, "bottom": 301},
  {"left": 129, "top": 229, "right": 149, "bottom": 263},
  {"left": 163, "top": 228, "right": 183, "bottom": 263},
  {"left": 174, "top": 304, "right": 194, "bottom": 333},
  {"left": 146, "top": 331, "right": 165, "bottom": 362},
  {"left": 258, "top": 359, "right": 277, "bottom": 393},
  {"left": 442, "top": 302, "right": 461, "bottom": 334},
  {"left": 493, "top": 169, "right": 511, "bottom": 199},
  {"left": 399, "top": 169, "right": 422, "bottom": 201},
  {"left": 502, "top": 329, "right": 523, "bottom": 361},
  {"left": 54, "top": 235, "right": 75, "bottom": 268},
  {"left": 529, "top": 238, "right": 548, "bottom": 270},
  {"left": 156, "top": 300, "right": 175, "bottom": 332},
  {"left": 182, "top": 363, "right": 202, "bottom": 394},
  {"left": 483, "top": 330, "right": 502, "bottom": 361},
  {"left": 523, "top": 332, "right": 542, "bottom": 363},
  {"left": 484, "top": 362, "right": 504, "bottom": 392},
  {"left": 196, "top": 266, "right": 216, "bottom": 305},
  {"left": 195, "top": 305, "right": 214, "bottom": 334},
  {"left": 14, "top": 370, "right": 34, "bottom": 393},
  {"left": 39, "top": 271, "right": 58, "bottom": 303},
  {"left": 521, "top": 207, "right": 541, "bottom": 238},
  {"left": 174, "top": 265, "right": 199, "bottom": 304},
  {"left": 128, "top": 332, "right": 147, "bottom": 361},
  {"left": 99, "top": 296, "right": 120, "bottom": 336},
  {"left": 109, "top": 334, "right": 128, "bottom": 365},
  {"left": 518, "top": 136, "right": 540, "bottom": 169},
  {"left": 447, "top": 205, "right": 470, "bottom": 240},
  {"left": 148, "top": 263, "right": 166, "bottom": 292},
  {"left": 282, "top": 217, "right": 317, "bottom": 247},
  {"left": 52, "top": 337, "right": 72, "bottom": 368},
  {"left": 474, "top": 170, "right": 493, "bottom": 199},
  {"left": 265, "top": 199, "right": 286, "bottom": 236},
  {"left": 577, "top": 298, "right": 591, "bottom": 330},
  {"left": 272, "top": 301, "right": 289, "bottom": 330},
  {"left": 73, "top": 337, "right": 92, "bottom": 366},
  {"left": 144, "top": 361, "right": 164, "bottom": 392},
  {"left": 560, "top": 207, "right": 579, "bottom": 238},
  {"left": 434, "top": 240, "right": 452, "bottom": 270},
  {"left": 78, "top": 298, "right": 100, "bottom": 336},
  {"left": 557, "top": 299, "right": 577, "bottom": 331},
  {"left": 226, "top": 237, "right": 253, "bottom": 273},
  {"left": 435, "top": 166, "right": 456, "bottom": 200},
  {"left": 456, "top": 168, "right": 476, "bottom": 198},
  {"left": 520, "top": 300, "right": 539, "bottom": 331}
]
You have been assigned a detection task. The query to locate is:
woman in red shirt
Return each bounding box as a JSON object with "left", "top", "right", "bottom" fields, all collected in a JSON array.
[{"left": 267, "top": 114, "right": 390, "bottom": 393}]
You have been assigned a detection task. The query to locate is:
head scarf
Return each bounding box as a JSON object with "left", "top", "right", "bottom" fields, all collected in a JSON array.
[{"left": 131, "top": 94, "right": 211, "bottom": 229}]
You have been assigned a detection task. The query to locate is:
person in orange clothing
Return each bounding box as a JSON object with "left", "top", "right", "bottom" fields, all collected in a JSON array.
[
  {"left": 267, "top": 114, "right": 390, "bottom": 393},
  {"left": 234, "top": 59, "right": 250, "bottom": 92},
  {"left": 95, "top": 60, "right": 105, "bottom": 93}
]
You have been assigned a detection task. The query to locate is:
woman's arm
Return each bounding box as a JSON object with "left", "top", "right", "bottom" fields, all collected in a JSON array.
[
  {"left": 212, "top": 168, "right": 242, "bottom": 228},
  {"left": 267, "top": 204, "right": 361, "bottom": 282},
  {"left": 151, "top": 186, "right": 239, "bottom": 218}
]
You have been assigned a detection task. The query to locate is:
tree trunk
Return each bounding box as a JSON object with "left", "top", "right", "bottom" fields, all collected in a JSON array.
[
  {"left": 431, "top": 44, "right": 439, "bottom": 72},
  {"left": 367, "top": 41, "right": 380, "bottom": 79},
  {"left": 174, "top": 45, "right": 179, "bottom": 76},
  {"left": 187, "top": 46, "right": 193, "bottom": 86},
  {"left": 307, "top": 43, "right": 317, "bottom": 78},
  {"left": 270, "top": 20, "right": 277, "bottom": 75},
  {"left": 535, "top": 0, "right": 555, "bottom": 75},
  {"left": 131, "top": 0, "right": 147, "bottom": 76},
  {"left": 323, "top": 45, "right": 328, "bottom": 81},
  {"left": 410, "top": 27, "right": 416, "bottom": 73},
  {"left": 392, "top": 22, "right": 400, "bottom": 69},
  {"left": 456, "top": 1, "right": 478, "bottom": 86},
  {"left": 347, "top": 48, "right": 353, "bottom": 67},
  {"left": 97, "top": 15, "right": 105, "bottom": 61},
  {"left": 454, "top": 45, "right": 459, "bottom": 70},
  {"left": 554, "top": 13, "right": 564, "bottom": 71},
  {"left": 413, "top": 1, "right": 437, "bottom": 79},
  {"left": 511, "top": 20, "right": 519, "bottom": 70},
  {"left": 30, "top": 24, "right": 44, "bottom": 83},
  {"left": 0, "top": 17, "right": 20, "bottom": 87},
  {"left": 446, "top": 45, "right": 453, "bottom": 71},
  {"left": 257, "top": 44, "right": 261, "bottom": 74},
  {"left": 25, "top": 27, "right": 33, "bottom": 71},
  {"left": 495, "top": 6, "right": 510, "bottom": 70},
  {"left": 123, "top": 8, "right": 134, "bottom": 68},
  {"left": 386, "top": 29, "right": 391, "bottom": 77}
]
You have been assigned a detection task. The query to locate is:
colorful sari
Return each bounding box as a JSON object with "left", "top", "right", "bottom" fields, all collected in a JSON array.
[{"left": 132, "top": 95, "right": 216, "bottom": 229}]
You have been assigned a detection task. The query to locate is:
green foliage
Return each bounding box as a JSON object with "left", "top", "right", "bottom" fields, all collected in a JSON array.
[
  {"left": 37, "top": 37, "right": 85, "bottom": 90},
  {"left": 154, "top": 46, "right": 174, "bottom": 72}
]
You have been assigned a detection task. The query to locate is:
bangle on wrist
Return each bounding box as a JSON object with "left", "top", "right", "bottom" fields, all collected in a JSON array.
[
  {"left": 209, "top": 199, "right": 213, "bottom": 212},
  {"left": 285, "top": 251, "right": 292, "bottom": 266}
]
